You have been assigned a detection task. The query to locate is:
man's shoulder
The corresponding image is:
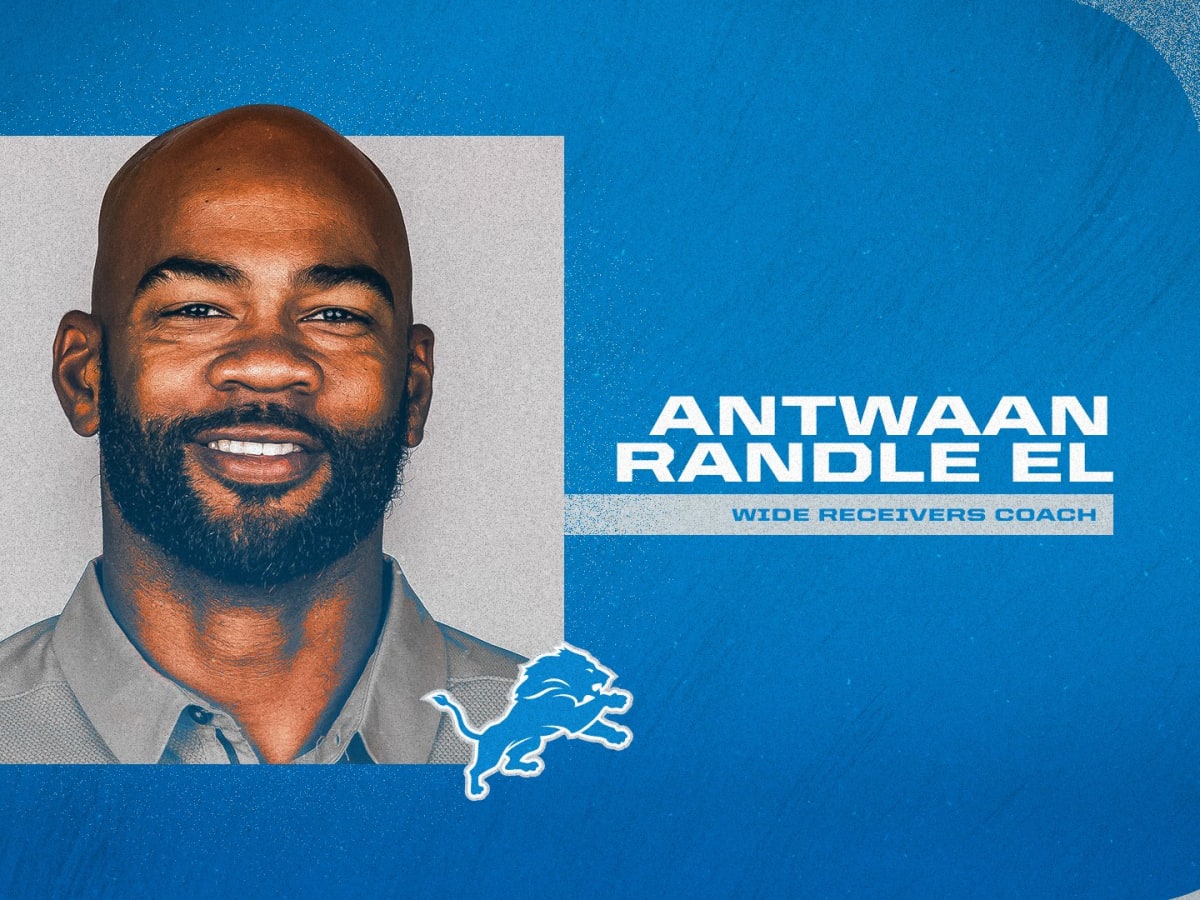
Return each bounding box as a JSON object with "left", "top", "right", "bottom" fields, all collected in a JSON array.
[
  {"left": 421, "top": 624, "right": 527, "bottom": 764},
  {"left": 388, "top": 558, "right": 525, "bottom": 695},
  {"left": 439, "top": 623, "right": 526, "bottom": 683},
  {"left": 0, "top": 616, "right": 64, "bottom": 695},
  {"left": 0, "top": 616, "right": 116, "bottom": 762},
  {"left": 436, "top": 623, "right": 527, "bottom": 724}
]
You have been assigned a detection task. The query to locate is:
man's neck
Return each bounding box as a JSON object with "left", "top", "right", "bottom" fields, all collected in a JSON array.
[{"left": 99, "top": 509, "right": 387, "bottom": 763}]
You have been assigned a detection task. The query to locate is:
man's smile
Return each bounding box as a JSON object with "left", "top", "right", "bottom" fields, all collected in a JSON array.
[
  {"left": 190, "top": 424, "right": 327, "bottom": 488},
  {"left": 207, "top": 440, "right": 304, "bottom": 457}
]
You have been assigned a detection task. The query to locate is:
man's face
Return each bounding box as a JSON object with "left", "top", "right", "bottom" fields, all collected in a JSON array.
[{"left": 90, "top": 132, "right": 427, "bottom": 587}]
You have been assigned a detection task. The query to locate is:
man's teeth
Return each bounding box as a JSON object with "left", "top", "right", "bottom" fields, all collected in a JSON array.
[{"left": 207, "top": 440, "right": 302, "bottom": 456}]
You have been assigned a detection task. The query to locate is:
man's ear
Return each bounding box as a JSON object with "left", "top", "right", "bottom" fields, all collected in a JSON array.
[
  {"left": 52, "top": 311, "right": 104, "bottom": 437},
  {"left": 405, "top": 324, "right": 435, "bottom": 447}
]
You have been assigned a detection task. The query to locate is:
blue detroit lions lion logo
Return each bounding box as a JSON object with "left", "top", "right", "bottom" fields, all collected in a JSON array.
[{"left": 425, "top": 644, "right": 633, "bottom": 800}]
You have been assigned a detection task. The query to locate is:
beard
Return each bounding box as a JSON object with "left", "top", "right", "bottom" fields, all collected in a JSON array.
[{"left": 97, "top": 355, "right": 410, "bottom": 589}]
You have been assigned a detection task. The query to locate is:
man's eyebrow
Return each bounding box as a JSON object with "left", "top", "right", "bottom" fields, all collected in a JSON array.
[
  {"left": 296, "top": 264, "right": 394, "bottom": 308},
  {"left": 134, "top": 256, "right": 249, "bottom": 297}
]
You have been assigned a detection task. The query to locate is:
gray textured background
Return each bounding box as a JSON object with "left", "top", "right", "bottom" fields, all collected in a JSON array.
[
  {"left": 0, "top": 136, "right": 563, "bottom": 658},
  {"left": 1080, "top": 0, "right": 1200, "bottom": 127}
]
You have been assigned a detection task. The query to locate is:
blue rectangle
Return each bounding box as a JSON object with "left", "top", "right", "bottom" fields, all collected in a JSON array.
[{"left": 2, "top": 1, "right": 1199, "bottom": 896}]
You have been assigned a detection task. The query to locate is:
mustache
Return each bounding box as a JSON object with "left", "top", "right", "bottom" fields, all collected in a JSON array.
[{"left": 163, "top": 403, "right": 334, "bottom": 447}]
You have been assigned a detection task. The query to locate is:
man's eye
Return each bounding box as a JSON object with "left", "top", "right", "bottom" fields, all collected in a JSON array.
[
  {"left": 304, "top": 308, "right": 368, "bottom": 324},
  {"left": 164, "top": 303, "right": 227, "bottom": 318}
]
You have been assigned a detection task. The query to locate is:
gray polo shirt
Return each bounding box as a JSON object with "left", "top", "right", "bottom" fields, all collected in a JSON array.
[{"left": 0, "top": 557, "right": 521, "bottom": 763}]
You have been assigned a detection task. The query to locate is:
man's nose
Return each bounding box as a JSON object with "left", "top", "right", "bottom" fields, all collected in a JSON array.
[{"left": 206, "top": 332, "right": 322, "bottom": 395}]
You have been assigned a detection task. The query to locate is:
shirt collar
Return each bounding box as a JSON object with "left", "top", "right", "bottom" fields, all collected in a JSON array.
[
  {"left": 52, "top": 561, "right": 195, "bottom": 763},
  {"left": 51, "top": 556, "right": 451, "bottom": 764},
  {"left": 353, "top": 561, "right": 449, "bottom": 763}
]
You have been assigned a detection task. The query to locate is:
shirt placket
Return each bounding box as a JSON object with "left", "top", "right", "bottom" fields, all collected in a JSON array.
[
  {"left": 205, "top": 708, "right": 258, "bottom": 764},
  {"left": 165, "top": 704, "right": 261, "bottom": 764}
]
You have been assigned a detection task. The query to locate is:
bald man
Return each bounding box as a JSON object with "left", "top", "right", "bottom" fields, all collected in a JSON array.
[{"left": 0, "top": 106, "right": 521, "bottom": 764}]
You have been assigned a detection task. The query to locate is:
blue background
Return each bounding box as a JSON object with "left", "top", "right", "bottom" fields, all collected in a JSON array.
[{"left": 3, "top": 1, "right": 1199, "bottom": 896}]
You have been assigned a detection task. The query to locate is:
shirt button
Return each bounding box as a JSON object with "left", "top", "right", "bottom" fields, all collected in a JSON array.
[{"left": 186, "top": 705, "right": 213, "bottom": 725}]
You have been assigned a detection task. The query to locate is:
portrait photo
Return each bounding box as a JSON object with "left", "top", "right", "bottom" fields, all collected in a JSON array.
[{"left": 0, "top": 119, "right": 563, "bottom": 763}]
